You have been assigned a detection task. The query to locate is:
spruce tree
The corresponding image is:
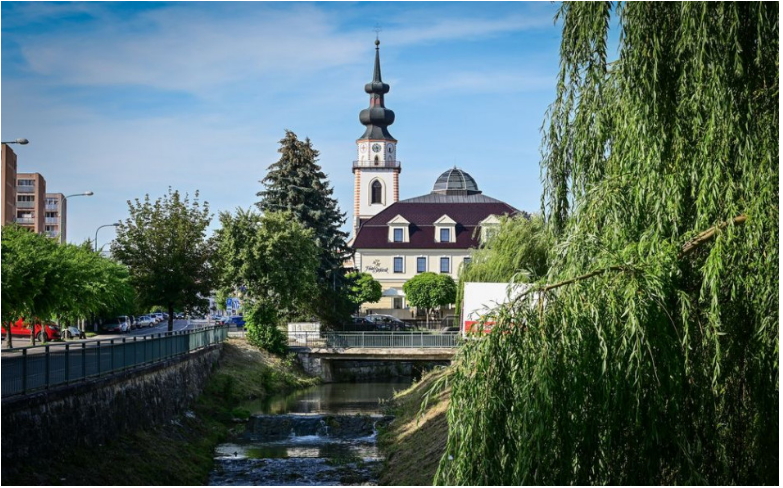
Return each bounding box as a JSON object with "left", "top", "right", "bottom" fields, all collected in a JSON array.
[{"left": 257, "top": 130, "right": 352, "bottom": 324}]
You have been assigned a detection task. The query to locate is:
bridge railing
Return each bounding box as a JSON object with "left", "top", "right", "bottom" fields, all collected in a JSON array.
[
  {"left": 0, "top": 326, "right": 227, "bottom": 398},
  {"left": 288, "top": 331, "right": 460, "bottom": 349}
]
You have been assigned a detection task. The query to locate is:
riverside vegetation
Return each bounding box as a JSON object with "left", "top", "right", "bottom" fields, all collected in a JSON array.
[
  {"left": 436, "top": 3, "right": 778, "bottom": 485},
  {"left": 388, "top": 4, "right": 777, "bottom": 486},
  {"left": 3, "top": 339, "right": 317, "bottom": 486}
]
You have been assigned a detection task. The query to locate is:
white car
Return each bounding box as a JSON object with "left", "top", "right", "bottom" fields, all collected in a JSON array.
[{"left": 136, "top": 315, "right": 156, "bottom": 328}]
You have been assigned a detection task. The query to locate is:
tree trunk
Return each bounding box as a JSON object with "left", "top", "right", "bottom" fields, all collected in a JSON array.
[
  {"left": 3, "top": 326, "right": 12, "bottom": 349},
  {"left": 168, "top": 303, "right": 175, "bottom": 332}
]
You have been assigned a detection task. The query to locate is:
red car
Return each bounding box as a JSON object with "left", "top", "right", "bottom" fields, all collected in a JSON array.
[{"left": 1, "top": 317, "right": 61, "bottom": 342}]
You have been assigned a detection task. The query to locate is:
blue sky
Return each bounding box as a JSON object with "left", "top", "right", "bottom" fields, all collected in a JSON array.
[{"left": 2, "top": 1, "right": 564, "bottom": 246}]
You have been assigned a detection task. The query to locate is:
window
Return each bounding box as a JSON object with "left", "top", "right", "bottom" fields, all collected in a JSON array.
[
  {"left": 417, "top": 257, "right": 427, "bottom": 273},
  {"left": 393, "top": 297, "right": 403, "bottom": 309},
  {"left": 440, "top": 228, "right": 450, "bottom": 242},
  {"left": 394, "top": 257, "right": 404, "bottom": 273},
  {"left": 371, "top": 180, "right": 383, "bottom": 204},
  {"left": 463, "top": 257, "right": 472, "bottom": 266},
  {"left": 440, "top": 257, "right": 450, "bottom": 274},
  {"left": 17, "top": 179, "right": 34, "bottom": 186},
  {"left": 393, "top": 228, "right": 403, "bottom": 242}
]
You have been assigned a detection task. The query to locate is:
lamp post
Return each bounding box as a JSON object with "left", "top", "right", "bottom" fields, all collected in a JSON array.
[
  {"left": 59, "top": 191, "right": 93, "bottom": 243},
  {"left": 95, "top": 223, "right": 119, "bottom": 252},
  {"left": 1, "top": 138, "right": 29, "bottom": 145}
]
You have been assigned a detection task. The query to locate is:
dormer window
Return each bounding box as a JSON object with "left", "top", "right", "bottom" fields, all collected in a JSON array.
[
  {"left": 387, "top": 214, "right": 410, "bottom": 243},
  {"left": 434, "top": 214, "right": 457, "bottom": 243},
  {"left": 479, "top": 215, "right": 501, "bottom": 244}
]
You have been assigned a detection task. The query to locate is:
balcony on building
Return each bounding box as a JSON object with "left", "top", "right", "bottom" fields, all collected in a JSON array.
[
  {"left": 17, "top": 184, "right": 35, "bottom": 194},
  {"left": 353, "top": 160, "right": 401, "bottom": 170},
  {"left": 16, "top": 201, "right": 35, "bottom": 209}
]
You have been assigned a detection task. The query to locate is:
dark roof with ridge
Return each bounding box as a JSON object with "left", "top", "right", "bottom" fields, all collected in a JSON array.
[{"left": 352, "top": 193, "right": 520, "bottom": 250}]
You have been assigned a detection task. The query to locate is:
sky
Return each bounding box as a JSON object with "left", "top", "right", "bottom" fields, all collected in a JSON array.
[{"left": 1, "top": 1, "right": 564, "bottom": 247}]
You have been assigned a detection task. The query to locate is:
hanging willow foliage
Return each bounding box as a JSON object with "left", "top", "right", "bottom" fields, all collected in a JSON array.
[{"left": 437, "top": 2, "right": 778, "bottom": 485}]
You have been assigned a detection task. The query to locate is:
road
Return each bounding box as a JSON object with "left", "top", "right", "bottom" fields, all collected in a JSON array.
[
  {"left": 2, "top": 319, "right": 203, "bottom": 353},
  {"left": 1, "top": 319, "right": 224, "bottom": 397}
]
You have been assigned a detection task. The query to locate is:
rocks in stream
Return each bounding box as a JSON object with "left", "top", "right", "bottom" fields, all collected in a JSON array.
[{"left": 244, "top": 414, "right": 393, "bottom": 441}]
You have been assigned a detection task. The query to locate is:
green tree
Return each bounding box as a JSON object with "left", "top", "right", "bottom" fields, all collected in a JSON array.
[
  {"left": 403, "top": 272, "right": 457, "bottom": 328},
  {"left": 112, "top": 189, "right": 214, "bottom": 332},
  {"left": 438, "top": 3, "right": 778, "bottom": 485},
  {"left": 257, "top": 130, "right": 352, "bottom": 326},
  {"left": 455, "top": 214, "right": 551, "bottom": 323},
  {"left": 213, "top": 209, "right": 319, "bottom": 352},
  {"left": 345, "top": 272, "right": 382, "bottom": 312},
  {"left": 2, "top": 225, "right": 134, "bottom": 347}
]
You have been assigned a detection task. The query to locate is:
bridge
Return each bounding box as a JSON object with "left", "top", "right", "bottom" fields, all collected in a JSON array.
[{"left": 283, "top": 331, "right": 460, "bottom": 381}]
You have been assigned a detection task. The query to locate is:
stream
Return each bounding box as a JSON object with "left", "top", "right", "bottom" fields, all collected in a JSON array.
[{"left": 209, "top": 380, "right": 412, "bottom": 486}]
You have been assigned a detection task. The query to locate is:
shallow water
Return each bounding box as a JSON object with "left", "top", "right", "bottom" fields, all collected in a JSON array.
[{"left": 209, "top": 380, "right": 411, "bottom": 486}]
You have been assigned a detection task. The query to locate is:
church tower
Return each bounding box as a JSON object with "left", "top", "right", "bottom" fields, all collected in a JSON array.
[{"left": 353, "top": 39, "right": 400, "bottom": 236}]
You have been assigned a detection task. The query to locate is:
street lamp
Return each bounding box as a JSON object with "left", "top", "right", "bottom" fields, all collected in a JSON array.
[
  {"left": 95, "top": 223, "right": 119, "bottom": 252},
  {"left": 1, "top": 138, "right": 29, "bottom": 145},
  {"left": 60, "top": 191, "right": 94, "bottom": 243}
]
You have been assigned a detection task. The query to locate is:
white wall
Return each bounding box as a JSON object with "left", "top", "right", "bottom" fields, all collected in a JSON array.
[{"left": 357, "top": 170, "right": 396, "bottom": 219}]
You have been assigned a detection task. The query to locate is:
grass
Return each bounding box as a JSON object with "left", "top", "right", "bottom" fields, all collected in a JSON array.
[
  {"left": 377, "top": 366, "right": 452, "bottom": 486},
  {"left": 2, "top": 338, "right": 319, "bottom": 486}
]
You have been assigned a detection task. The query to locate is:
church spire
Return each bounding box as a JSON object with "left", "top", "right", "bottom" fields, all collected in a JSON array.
[{"left": 359, "top": 39, "right": 396, "bottom": 141}]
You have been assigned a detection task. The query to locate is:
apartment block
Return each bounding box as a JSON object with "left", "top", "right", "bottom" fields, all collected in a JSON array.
[
  {"left": 45, "top": 193, "right": 67, "bottom": 243},
  {"left": 1, "top": 144, "right": 18, "bottom": 225},
  {"left": 16, "top": 172, "right": 46, "bottom": 234}
]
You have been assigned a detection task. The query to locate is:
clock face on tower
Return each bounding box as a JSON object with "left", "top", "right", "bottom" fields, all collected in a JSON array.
[{"left": 372, "top": 143, "right": 382, "bottom": 153}]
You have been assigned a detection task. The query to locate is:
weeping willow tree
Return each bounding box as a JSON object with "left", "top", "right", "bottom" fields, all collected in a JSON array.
[
  {"left": 454, "top": 214, "right": 551, "bottom": 323},
  {"left": 437, "top": 3, "right": 778, "bottom": 485}
]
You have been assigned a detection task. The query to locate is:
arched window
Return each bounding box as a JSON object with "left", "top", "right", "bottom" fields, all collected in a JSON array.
[{"left": 371, "top": 180, "right": 383, "bottom": 204}]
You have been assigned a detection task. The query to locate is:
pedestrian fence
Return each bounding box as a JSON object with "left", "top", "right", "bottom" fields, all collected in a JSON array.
[
  {"left": 287, "top": 331, "right": 460, "bottom": 349},
  {"left": 1, "top": 326, "right": 227, "bottom": 398}
]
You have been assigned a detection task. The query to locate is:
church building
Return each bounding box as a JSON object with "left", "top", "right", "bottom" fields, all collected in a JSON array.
[{"left": 350, "top": 41, "right": 520, "bottom": 316}]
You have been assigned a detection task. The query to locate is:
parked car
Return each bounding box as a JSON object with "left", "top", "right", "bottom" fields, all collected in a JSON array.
[
  {"left": 365, "top": 314, "right": 412, "bottom": 331},
  {"left": 118, "top": 315, "right": 134, "bottom": 331},
  {"left": 151, "top": 313, "right": 165, "bottom": 323},
  {"left": 63, "top": 325, "right": 86, "bottom": 339},
  {"left": 1, "top": 318, "right": 61, "bottom": 342},
  {"left": 224, "top": 316, "right": 246, "bottom": 328},
  {"left": 440, "top": 326, "right": 460, "bottom": 333},
  {"left": 136, "top": 315, "right": 156, "bottom": 328},
  {"left": 349, "top": 316, "right": 376, "bottom": 331},
  {"left": 100, "top": 317, "right": 124, "bottom": 333}
]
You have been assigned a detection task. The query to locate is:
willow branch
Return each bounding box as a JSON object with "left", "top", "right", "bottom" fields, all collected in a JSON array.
[
  {"left": 517, "top": 214, "right": 748, "bottom": 300},
  {"left": 678, "top": 214, "right": 747, "bottom": 258}
]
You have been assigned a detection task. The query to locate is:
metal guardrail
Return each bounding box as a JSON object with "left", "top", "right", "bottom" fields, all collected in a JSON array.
[
  {"left": 352, "top": 160, "right": 401, "bottom": 169},
  {"left": 287, "top": 331, "right": 460, "bottom": 349},
  {"left": 1, "top": 326, "right": 227, "bottom": 398}
]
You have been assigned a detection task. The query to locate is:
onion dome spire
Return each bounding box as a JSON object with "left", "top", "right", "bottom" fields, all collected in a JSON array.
[{"left": 359, "top": 39, "right": 396, "bottom": 140}]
